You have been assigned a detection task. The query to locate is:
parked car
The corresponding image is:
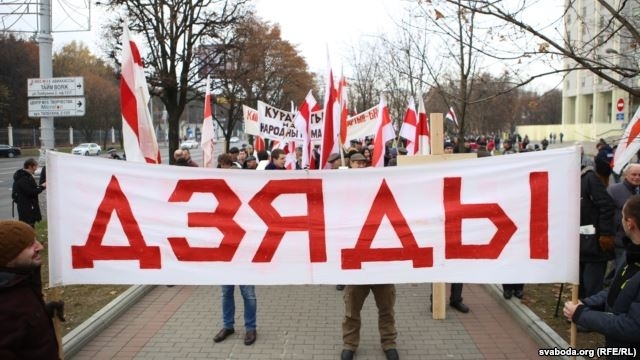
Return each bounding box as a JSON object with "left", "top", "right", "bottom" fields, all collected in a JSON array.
[
  {"left": 0, "top": 144, "right": 20, "bottom": 158},
  {"left": 180, "top": 139, "right": 199, "bottom": 149},
  {"left": 71, "top": 143, "right": 101, "bottom": 156},
  {"left": 230, "top": 136, "right": 240, "bottom": 143}
]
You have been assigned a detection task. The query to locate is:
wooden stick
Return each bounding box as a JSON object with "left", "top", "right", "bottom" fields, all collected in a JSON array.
[
  {"left": 396, "top": 113, "right": 475, "bottom": 320},
  {"left": 569, "top": 284, "right": 578, "bottom": 360},
  {"left": 430, "top": 114, "right": 446, "bottom": 320}
]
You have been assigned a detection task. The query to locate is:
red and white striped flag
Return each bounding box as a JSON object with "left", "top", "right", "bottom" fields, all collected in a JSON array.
[
  {"left": 399, "top": 97, "right": 417, "bottom": 155},
  {"left": 120, "top": 25, "right": 161, "bottom": 164},
  {"left": 271, "top": 140, "right": 283, "bottom": 150},
  {"left": 320, "top": 53, "right": 339, "bottom": 169},
  {"left": 337, "top": 74, "right": 349, "bottom": 146},
  {"left": 415, "top": 95, "right": 430, "bottom": 155},
  {"left": 201, "top": 76, "right": 215, "bottom": 168},
  {"left": 285, "top": 141, "right": 297, "bottom": 170},
  {"left": 254, "top": 135, "right": 265, "bottom": 153},
  {"left": 614, "top": 106, "right": 640, "bottom": 173},
  {"left": 372, "top": 94, "right": 395, "bottom": 168},
  {"left": 445, "top": 106, "right": 459, "bottom": 128},
  {"left": 293, "top": 90, "right": 320, "bottom": 169}
]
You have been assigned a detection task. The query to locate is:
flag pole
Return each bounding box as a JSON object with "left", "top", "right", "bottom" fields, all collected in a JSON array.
[
  {"left": 338, "top": 134, "right": 345, "bottom": 168},
  {"left": 569, "top": 284, "right": 578, "bottom": 360}
]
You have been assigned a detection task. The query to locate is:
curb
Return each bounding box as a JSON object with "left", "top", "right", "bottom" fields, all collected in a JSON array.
[
  {"left": 62, "top": 285, "right": 155, "bottom": 359},
  {"left": 483, "top": 284, "right": 584, "bottom": 360}
]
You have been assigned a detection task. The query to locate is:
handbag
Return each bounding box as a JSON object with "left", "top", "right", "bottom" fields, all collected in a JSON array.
[{"left": 579, "top": 233, "right": 600, "bottom": 257}]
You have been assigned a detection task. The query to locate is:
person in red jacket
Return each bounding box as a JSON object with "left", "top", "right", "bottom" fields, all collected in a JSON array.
[{"left": 0, "top": 220, "right": 60, "bottom": 359}]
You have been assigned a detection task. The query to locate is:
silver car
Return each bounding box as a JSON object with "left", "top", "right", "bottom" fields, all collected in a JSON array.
[{"left": 71, "top": 143, "right": 102, "bottom": 156}]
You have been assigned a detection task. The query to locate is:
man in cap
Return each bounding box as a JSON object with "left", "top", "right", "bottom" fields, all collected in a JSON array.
[
  {"left": 349, "top": 153, "right": 368, "bottom": 168},
  {"left": 502, "top": 140, "right": 517, "bottom": 155},
  {"left": 244, "top": 155, "right": 258, "bottom": 170},
  {"left": 328, "top": 153, "right": 342, "bottom": 169},
  {"left": 0, "top": 220, "right": 60, "bottom": 359},
  {"left": 341, "top": 153, "right": 398, "bottom": 360}
]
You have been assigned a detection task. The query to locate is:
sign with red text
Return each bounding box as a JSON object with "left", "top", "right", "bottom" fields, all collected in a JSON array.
[
  {"left": 344, "top": 105, "right": 378, "bottom": 141},
  {"left": 243, "top": 105, "right": 259, "bottom": 136},
  {"left": 47, "top": 147, "right": 580, "bottom": 286}
]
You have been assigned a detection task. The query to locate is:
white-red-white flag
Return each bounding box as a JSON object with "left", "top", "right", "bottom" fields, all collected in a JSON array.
[
  {"left": 254, "top": 135, "right": 265, "bottom": 153},
  {"left": 293, "top": 90, "right": 320, "bottom": 169},
  {"left": 120, "top": 25, "right": 160, "bottom": 164},
  {"left": 445, "top": 106, "right": 459, "bottom": 128},
  {"left": 399, "top": 97, "right": 417, "bottom": 155},
  {"left": 320, "top": 53, "right": 339, "bottom": 169},
  {"left": 285, "top": 141, "right": 297, "bottom": 170},
  {"left": 614, "top": 106, "right": 640, "bottom": 173},
  {"left": 201, "top": 76, "right": 215, "bottom": 168},
  {"left": 337, "top": 74, "right": 349, "bottom": 146},
  {"left": 372, "top": 94, "right": 395, "bottom": 168},
  {"left": 415, "top": 95, "right": 430, "bottom": 155}
]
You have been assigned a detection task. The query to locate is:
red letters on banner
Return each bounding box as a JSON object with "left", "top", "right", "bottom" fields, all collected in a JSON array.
[
  {"left": 342, "top": 180, "right": 433, "bottom": 269},
  {"left": 249, "top": 179, "right": 326, "bottom": 262},
  {"left": 167, "top": 179, "right": 246, "bottom": 261},
  {"left": 71, "top": 172, "right": 549, "bottom": 269},
  {"left": 72, "top": 176, "right": 161, "bottom": 269}
]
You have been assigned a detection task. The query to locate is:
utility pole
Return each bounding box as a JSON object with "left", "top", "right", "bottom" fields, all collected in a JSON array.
[{"left": 37, "top": 0, "right": 55, "bottom": 150}]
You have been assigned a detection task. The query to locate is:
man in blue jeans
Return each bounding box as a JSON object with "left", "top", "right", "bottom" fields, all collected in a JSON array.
[{"left": 213, "top": 285, "right": 257, "bottom": 345}]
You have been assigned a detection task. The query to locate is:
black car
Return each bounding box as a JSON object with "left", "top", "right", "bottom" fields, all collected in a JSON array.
[{"left": 0, "top": 144, "right": 21, "bottom": 158}]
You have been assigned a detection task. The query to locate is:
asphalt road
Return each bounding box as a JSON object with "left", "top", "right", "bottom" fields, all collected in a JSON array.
[{"left": 0, "top": 141, "right": 232, "bottom": 222}]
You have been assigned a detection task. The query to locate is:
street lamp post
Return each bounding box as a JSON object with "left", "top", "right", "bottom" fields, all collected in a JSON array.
[{"left": 37, "top": 0, "right": 55, "bottom": 150}]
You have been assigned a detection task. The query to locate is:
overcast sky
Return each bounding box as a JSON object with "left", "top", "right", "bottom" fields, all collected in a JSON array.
[
  {"left": 253, "top": 0, "right": 405, "bottom": 73},
  {"left": 33, "top": 0, "right": 563, "bottom": 91}
]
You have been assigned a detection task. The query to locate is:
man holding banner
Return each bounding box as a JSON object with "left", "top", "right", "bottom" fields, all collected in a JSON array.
[{"left": 341, "top": 163, "right": 399, "bottom": 360}]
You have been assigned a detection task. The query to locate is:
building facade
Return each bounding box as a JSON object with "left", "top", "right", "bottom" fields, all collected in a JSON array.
[{"left": 561, "top": 0, "right": 639, "bottom": 140}]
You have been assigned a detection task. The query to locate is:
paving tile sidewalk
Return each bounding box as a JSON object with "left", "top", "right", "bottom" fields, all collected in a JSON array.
[{"left": 67, "top": 283, "right": 558, "bottom": 360}]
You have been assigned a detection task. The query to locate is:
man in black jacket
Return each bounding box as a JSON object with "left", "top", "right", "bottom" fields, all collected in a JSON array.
[
  {"left": 580, "top": 159, "right": 615, "bottom": 298},
  {"left": 565, "top": 196, "right": 640, "bottom": 358},
  {"left": 12, "top": 158, "right": 45, "bottom": 228},
  {"left": 594, "top": 138, "right": 614, "bottom": 187},
  {"left": 607, "top": 164, "right": 640, "bottom": 283}
]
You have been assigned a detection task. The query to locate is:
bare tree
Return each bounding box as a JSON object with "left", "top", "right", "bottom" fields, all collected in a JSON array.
[
  {"left": 440, "top": 0, "right": 640, "bottom": 97},
  {"left": 345, "top": 40, "right": 386, "bottom": 114},
  {"left": 200, "top": 15, "right": 317, "bottom": 151},
  {"left": 100, "top": 0, "right": 250, "bottom": 163}
]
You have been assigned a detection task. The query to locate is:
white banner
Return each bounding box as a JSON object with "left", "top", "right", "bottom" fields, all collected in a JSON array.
[
  {"left": 247, "top": 102, "right": 373, "bottom": 145},
  {"left": 309, "top": 110, "right": 324, "bottom": 145},
  {"left": 345, "top": 106, "right": 378, "bottom": 141},
  {"left": 47, "top": 148, "right": 581, "bottom": 286},
  {"left": 257, "top": 101, "right": 302, "bottom": 141},
  {"left": 243, "top": 105, "right": 259, "bottom": 136}
]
